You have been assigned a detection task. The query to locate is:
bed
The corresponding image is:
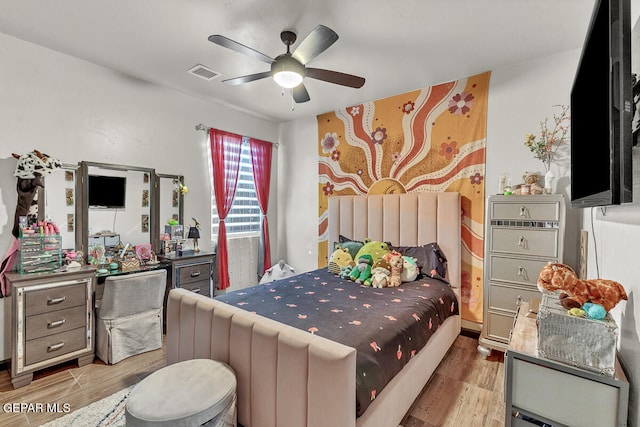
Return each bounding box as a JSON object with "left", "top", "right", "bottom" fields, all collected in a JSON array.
[{"left": 166, "top": 192, "right": 461, "bottom": 427}]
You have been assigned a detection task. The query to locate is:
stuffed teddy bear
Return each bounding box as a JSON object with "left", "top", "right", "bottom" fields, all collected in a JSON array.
[
  {"left": 513, "top": 171, "right": 543, "bottom": 195},
  {"left": 354, "top": 239, "right": 390, "bottom": 266},
  {"left": 367, "top": 258, "right": 391, "bottom": 288},
  {"left": 350, "top": 253, "right": 374, "bottom": 284},
  {"left": 383, "top": 250, "right": 403, "bottom": 287},
  {"left": 537, "top": 262, "right": 628, "bottom": 312},
  {"left": 327, "top": 246, "right": 355, "bottom": 275},
  {"left": 400, "top": 256, "right": 419, "bottom": 282}
]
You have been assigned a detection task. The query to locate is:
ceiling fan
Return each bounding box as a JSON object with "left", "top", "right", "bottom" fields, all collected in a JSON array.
[{"left": 208, "top": 25, "right": 365, "bottom": 103}]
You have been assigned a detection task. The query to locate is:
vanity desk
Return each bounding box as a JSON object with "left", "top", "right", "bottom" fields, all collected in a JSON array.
[{"left": 5, "top": 266, "right": 96, "bottom": 388}]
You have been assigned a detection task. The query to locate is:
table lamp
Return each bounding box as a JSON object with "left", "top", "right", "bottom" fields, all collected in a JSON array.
[{"left": 187, "top": 226, "right": 200, "bottom": 253}]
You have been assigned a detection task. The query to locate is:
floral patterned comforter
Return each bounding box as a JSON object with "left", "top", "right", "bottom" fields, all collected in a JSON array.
[{"left": 215, "top": 268, "right": 459, "bottom": 417}]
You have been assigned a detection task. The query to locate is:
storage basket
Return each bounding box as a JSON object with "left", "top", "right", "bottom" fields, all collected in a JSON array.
[
  {"left": 537, "top": 293, "right": 618, "bottom": 376},
  {"left": 118, "top": 258, "right": 141, "bottom": 272}
]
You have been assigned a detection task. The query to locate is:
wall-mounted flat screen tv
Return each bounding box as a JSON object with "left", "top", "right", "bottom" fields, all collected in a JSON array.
[
  {"left": 570, "top": 0, "right": 633, "bottom": 208},
  {"left": 88, "top": 175, "right": 126, "bottom": 209}
]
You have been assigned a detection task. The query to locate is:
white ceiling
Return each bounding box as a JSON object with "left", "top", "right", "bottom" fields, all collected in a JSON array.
[{"left": 0, "top": 0, "right": 598, "bottom": 124}]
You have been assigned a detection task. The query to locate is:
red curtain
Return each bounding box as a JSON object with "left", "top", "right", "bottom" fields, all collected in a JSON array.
[
  {"left": 210, "top": 128, "right": 243, "bottom": 290},
  {"left": 249, "top": 138, "right": 273, "bottom": 275}
]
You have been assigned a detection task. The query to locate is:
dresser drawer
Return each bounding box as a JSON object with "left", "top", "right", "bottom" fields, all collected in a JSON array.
[
  {"left": 490, "top": 228, "right": 558, "bottom": 258},
  {"left": 25, "top": 306, "right": 87, "bottom": 341},
  {"left": 177, "top": 263, "right": 211, "bottom": 286},
  {"left": 25, "top": 327, "right": 87, "bottom": 366},
  {"left": 25, "top": 282, "right": 87, "bottom": 316},
  {"left": 491, "top": 201, "right": 560, "bottom": 221},
  {"left": 485, "top": 311, "right": 513, "bottom": 343},
  {"left": 178, "top": 279, "right": 211, "bottom": 297},
  {"left": 488, "top": 283, "right": 540, "bottom": 313},
  {"left": 489, "top": 256, "right": 551, "bottom": 286}
]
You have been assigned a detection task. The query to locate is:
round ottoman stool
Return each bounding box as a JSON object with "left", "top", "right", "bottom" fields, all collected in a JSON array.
[{"left": 126, "top": 359, "right": 237, "bottom": 427}]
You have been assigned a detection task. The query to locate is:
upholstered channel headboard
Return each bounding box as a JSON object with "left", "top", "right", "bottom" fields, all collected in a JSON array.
[{"left": 327, "top": 192, "right": 461, "bottom": 289}]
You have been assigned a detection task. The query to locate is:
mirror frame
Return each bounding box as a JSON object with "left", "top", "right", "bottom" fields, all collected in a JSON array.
[
  {"left": 154, "top": 173, "right": 184, "bottom": 253},
  {"left": 39, "top": 163, "right": 80, "bottom": 250},
  {"left": 78, "top": 161, "right": 158, "bottom": 261}
]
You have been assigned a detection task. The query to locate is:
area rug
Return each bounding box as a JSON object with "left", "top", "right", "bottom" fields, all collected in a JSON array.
[{"left": 40, "top": 385, "right": 133, "bottom": 427}]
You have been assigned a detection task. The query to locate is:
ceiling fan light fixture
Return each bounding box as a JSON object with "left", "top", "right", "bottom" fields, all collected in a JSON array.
[
  {"left": 273, "top": 70, "right": 303, "bottom": 88},
  {"left": 271, "top": 55, "right": 305, "bottom": 88}
]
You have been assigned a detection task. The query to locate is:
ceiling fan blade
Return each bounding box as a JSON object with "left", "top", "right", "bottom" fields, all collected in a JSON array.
[
  {"left": 306, "top": 68, "right": 365, "bottom": 88},
  {"left": 208, "top": 35, "right": 274, "bottom": 64},
  {"left": 222, "top": 71, "right": 272, "bottom": 86},
  {"left": 291, "top": 25, "right": 339, "bottom": 65},
  {"left": 292, "top": 83, "right": 311, "bottom": 103}
]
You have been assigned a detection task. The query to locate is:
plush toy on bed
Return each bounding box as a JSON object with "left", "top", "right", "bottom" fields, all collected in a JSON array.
[
  {"left": 367, "top": 258, "right": 391, "bottom": 288},
  {"left": 400, "top": 256, "right": 419, "bottom": 282},
  {"left": 328, "top": 247, "right": 355, "bottom": 275},
  {"left": 383, "top": 250, "right": 403, "bottom": 287},
  {"left": 350, "top": 253, "right": 374, "bottom": 284},
  {"left": 354, "top": 239, "right": 390, "bottom": 266},
  {"left": 537, "top": 262, "right": 628, "bottom": 312}
]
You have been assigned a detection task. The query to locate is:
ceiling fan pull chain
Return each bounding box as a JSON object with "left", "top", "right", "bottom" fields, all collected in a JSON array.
[{"left": 290, "top": 90, "right": 295, "bottom": 111}]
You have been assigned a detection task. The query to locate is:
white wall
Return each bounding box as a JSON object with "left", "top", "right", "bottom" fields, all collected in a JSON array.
[{"left": 0, "top": 33, "right": 280, "bottom": 360}]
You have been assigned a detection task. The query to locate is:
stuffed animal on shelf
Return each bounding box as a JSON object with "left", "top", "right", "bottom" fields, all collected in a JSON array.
[
  {"left": 513, "top": 171, "right": 543, "bottom": 195},
  {"left": 367, "top": 258, "right": 391, "bottom": 288},
  {"left": 327, "top": 246, "right": 355, "bottom": 275},
  {"left": 350, "top": 253, "right": 374, "bottom": 284},
  {"left": 383, "top": 250, "right": 404, "bottom": 287},
  {"left": 537, "top": 263, "right": 628, "bottom": 312}
]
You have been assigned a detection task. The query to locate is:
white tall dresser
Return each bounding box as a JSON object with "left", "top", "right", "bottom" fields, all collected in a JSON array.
[{"left": 478, "top": 194, "right": 566, "bottom": 357}]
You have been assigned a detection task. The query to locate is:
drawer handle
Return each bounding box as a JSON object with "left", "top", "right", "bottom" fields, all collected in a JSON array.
[
  {"left": 519, "top": 205, "right": 528, "bottom": 217},
  {"left": 517, "top": 236, "right": 527, "bottom": 247},
  {"left": 190, "top": 287, "right": 201, "bottom": 293},
  {"left": 190, "top": 272, "right": 201, "bottom": 278},
  {"left": 48, "top": 319, "right": 66, "bottom": 329},
  {"left": 47, "top": 296, "right": 67, "bottom": 305},
  {"left": 47, "top": 342, "right": 66, "bottom": 352}
]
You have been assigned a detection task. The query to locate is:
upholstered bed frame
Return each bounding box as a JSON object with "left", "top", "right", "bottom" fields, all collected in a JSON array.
[{"left": 166, "top": 192, "right": 461, "bottom": 427}]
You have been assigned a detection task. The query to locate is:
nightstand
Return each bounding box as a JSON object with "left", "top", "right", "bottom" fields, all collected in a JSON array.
[
  {"left": 6, "top": 267, "right": 95, "bottom": 388},
  {"left": 504, "top": 301, "right": 629, "bottom": 427}
]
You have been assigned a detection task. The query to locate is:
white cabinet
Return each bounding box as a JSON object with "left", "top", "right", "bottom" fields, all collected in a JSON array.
[{"left": 478, "top": 195, "right": 565, "bottom": 356}]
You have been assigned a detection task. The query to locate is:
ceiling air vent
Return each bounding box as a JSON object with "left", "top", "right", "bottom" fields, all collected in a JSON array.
[{"left": 187, "top": 64, "right": 220, "bottom": 81}]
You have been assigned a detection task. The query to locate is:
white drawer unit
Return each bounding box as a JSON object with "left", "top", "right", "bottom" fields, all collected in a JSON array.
[{"left": 478, "top": 194, "right": 565, "bottom": 357}]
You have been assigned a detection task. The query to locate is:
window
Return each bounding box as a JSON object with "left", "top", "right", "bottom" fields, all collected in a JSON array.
[{"left": 210, "top": 137, "right": 261, "bottom": 239}]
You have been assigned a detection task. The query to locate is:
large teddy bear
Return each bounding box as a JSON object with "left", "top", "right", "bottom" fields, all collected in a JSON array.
[{"left": 537, "top": 263, "right": 628, "bottom": 312}]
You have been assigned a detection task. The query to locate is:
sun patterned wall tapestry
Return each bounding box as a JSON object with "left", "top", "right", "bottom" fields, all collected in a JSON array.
[{"left": 317, "top": 71, "right": 489, "bottom": 323}]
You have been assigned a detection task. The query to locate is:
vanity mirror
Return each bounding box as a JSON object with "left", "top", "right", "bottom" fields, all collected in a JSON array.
[
  {"left": 41, "top": 164, "right": 79, "bottom": 250},
  {"left": 78, "top": 161, "right": 157, "bottom": 261},
  {"left": 156, "top": 173, "right": 184, "bottom": 251}
]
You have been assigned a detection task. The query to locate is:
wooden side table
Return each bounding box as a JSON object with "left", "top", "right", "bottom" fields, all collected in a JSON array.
[{"left": 504, "top": 302, "right": 629, "bottom": 427}]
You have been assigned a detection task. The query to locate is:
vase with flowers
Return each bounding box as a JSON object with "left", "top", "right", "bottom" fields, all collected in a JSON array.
[{"left": 524, "top": 104, "right": 570, "bottom": 194}]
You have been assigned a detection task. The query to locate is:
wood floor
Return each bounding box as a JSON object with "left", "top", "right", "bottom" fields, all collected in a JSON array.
[{"left": 0, "top": 334, "right": 504, "bottom": 427}]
